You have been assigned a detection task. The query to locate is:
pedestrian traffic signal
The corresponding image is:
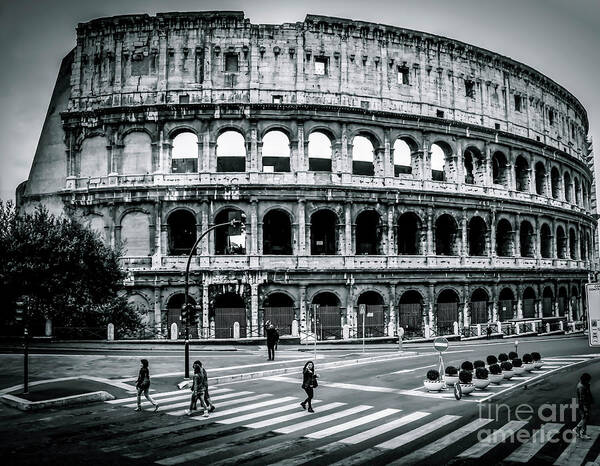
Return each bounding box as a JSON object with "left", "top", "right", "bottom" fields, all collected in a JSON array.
[
  {"left": 15, "top": 301, "right": 25, "bottom": 323},
  {"left": 181, "top": 303, "right": 195, "bottom": 327}
]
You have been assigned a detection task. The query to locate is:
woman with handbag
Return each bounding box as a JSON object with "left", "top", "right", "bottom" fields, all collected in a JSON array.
[
  {"left": 134, "top": 359, "right": 159, "bottom": 412},
  {"left": 300, "top": 361, "right": 318, "bottom": 413}
]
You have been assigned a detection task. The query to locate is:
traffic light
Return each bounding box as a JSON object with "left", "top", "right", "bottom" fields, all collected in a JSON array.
[
  {"left": 181, "top": 303, "right": 195, "bottom": 327},
  {"left": 15, "top": 301, "right": 25, "bottom": 323},
  {"left": 229, "top": 211, "right": 246, "bottom": 235}
]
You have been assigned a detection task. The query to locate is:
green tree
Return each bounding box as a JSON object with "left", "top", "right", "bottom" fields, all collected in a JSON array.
[{"left": 0, "top": 201, "right": 142, "bottom": 333}]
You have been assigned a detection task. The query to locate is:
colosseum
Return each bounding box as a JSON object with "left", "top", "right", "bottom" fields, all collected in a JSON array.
[{"left": 17, "top": 11, "right": 597, "bottom": 341}]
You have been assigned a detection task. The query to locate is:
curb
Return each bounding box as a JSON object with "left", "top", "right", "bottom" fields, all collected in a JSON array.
[{"left": 0, "top": 390, "right": 115, "bottom": 411}]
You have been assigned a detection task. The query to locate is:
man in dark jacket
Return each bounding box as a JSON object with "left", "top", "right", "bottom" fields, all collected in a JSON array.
[
  {"left": 266, "top": 323, "right": 279, "bottom": 361},
  {"left": 575, "top": 373, "right": 594, "bottom": 440}
]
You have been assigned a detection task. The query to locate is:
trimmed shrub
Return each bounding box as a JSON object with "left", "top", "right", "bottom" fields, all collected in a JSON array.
[
  {"left": 501, "top": 361, "right": 513, "bottom": 371},
  {"left": 512, "top": 358, "right": 523, "bottom": 367},
  {"left": 445, "top": 366, "right": 458, "bottom": 376},
  {"left": 523, "top": 353, "right": 533, "bottom": 364},
  {"left": 498, "top": 353, "right": 509, "bottom": 362},
  {"left": 489, "top": 363, "right": 502, "bottom": 375},
  {"left": 508, "top": 351, "right": 518, "bottom": 360},
  {"left": 486, "top": 355, "right": 498, "bottom": 365},
  {"left": 459, "top": 370, "right": 473, "bottom": 384},
  {"left": 461, "top": 361, "right": 474, "bottom": 372},
  {"left": 474, "top": 360, "right": 486, "bottom": 369},
  {"left": 475, "top": 367, "right": 489, "bottom": 379},
  {"left": 532, "top": 352, "right": 541, "bottom": 361},
  {"left": 426, "top": 369, "right": 440, "bottom": 381}
]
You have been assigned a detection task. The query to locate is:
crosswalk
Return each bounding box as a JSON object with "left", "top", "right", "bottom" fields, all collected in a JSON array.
[{"left": 100, "top": 372, "right": 600, "bottom": 464}]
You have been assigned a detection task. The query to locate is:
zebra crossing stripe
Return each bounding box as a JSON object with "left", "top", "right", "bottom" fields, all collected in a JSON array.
[
  {"left": 141, "top": 391, "right": 255, "bottom": 412},
  {"left": 305, "top": 408, "right": 400, "bottom": 439},
  {"left": 554, "top": 425, "right": 600, "bottom": 465},
  {"left": 243, "top": 402, "right": 345, "bottom": 429},
  {"left": 340, "top": 411, "right": 431, "bottom": 444},
  {"left": 504, "top": 423, "right": 563, "bottom": 463},
  {"left": 123, "top": 388, "right": 234, "bottom": 408},
  {"left": 389, "top": 417, "right": 494, "bottom": 465},
  {"left": 378, "top": 414, "right": 462, "bottom": 450},
  {"left": 209, "top": 438, "right": 313, "bottom": 466},
  {"left": 217, "top": 400, "right": 323, "bottom": 425},
  {"left": 106, "top": 389, "right": 187, "bottom": 404},
  {"left": 457, "top": 420, "right": 528, "bottom": 458},
  {"left": 273, "top": 405, "right": 372, "bottom": 434},
  {"left": 204, "top": 396, "right": 298, "bottom": 419},
  {"left": 167, "top": 393, "right": 271, "bottom": 416}
]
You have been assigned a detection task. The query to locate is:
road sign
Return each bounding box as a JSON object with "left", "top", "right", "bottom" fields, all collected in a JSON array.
[
  {"left": 359, "top": 304, "right": 366, "bottom": 315},
  {"left": 366, "top": 312, "right": 374, "bottom": 318},
  {"left": 454, "top": 382, "right": 462, "bottom": 400},
  {"left": 433, "top": 337, "right": 449, "bottom": 352},
  {"left": 586, "top": 283, "right": 600, "bottom": 347}
]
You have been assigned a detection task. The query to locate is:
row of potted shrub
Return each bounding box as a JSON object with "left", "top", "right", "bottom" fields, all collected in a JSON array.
[{"left": 424, "top": 352, "right": 543, "bottom": 393}]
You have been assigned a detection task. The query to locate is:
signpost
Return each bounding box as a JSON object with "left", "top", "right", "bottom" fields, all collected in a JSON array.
[
  {"left": 359, "top": 304, "right": 366, "bottom": 353},
  {"left": 586, "top": 283, "right": 600, "bottom": 346},
  {"left": 15, "top": 299, "right": 28, "bottom": 394},
  {"left": 433, "top": 336, "right": 450, "bottom": 395},
  {"left": 312, "top": 304, "right": 319, "bottom": 361},
  {"left": 398, "top": 326, "right": 404, "bottom": 352}
]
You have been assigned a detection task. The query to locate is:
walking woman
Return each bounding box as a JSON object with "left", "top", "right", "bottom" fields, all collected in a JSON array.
[
  {"left": 301, "top": 361, "right": 318, "bottom": 413},
  {"left": 135, "top": 359, "right": 159, "bottom": 412},
  {"left": 187, "top": 360, "right": 210, "bottom": 417}
]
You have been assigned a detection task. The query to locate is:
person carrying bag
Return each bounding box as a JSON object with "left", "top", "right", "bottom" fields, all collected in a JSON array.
[{"left": 300, "top": 360, "right": 318, "bottom": 413}]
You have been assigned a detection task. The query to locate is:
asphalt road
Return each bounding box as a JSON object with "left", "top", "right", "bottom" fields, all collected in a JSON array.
[{"left": 2, "top": 334, "right": 600, "bottom": 464}]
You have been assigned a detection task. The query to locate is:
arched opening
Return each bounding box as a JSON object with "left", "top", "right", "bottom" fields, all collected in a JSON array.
[
  {"left": 515, "top": 156, "right": 530, "bottom": 192},
  {"left": 398, "top": 290, "right": 423, "bottom": 337},
  {"left": 435, "top": 214, "right": 459, "bottom": 256},
  {"left": 468, "top": 216, "right": 487, "bottom": 256},
  {"left": 535, "top": 162, "right": 547, "bottom": 195},
  {"left": 352, "top": 135, "right": 375, "bottom": 176},
  {"left": 312, "top": 292, "right": 341, "bottom": 339},
  {"left": 564, "top": 172, "right": 572, "bottom": 202},
  {"left": 574, "top": 178, "right": 581, "bottom": 205},
  {"left": 357, "top": 291, "right": 385, "bottom": 337},
  {"left": 393, "top": 139, "right": 413, "bottom": 176},
  {"left": 583, "top": 184, "right": 588, "bottom": 210},
  {"left": 569, "top": 228, "right": 577, "bottom": 260},
  {"left": 580, "top": 231, "right": 587, "bottom": 261},
  {"left": 498, "top": 288, "right": 515, "bottom": 321},
  {"left": 80, "top": 136, "right": 108, "bottom": 177},
  {"left": 542, "top": 287, "right": 554, "bottom": 317},
  {"left": 310, "top": 210, "right": 338, "bottom": 255},
  {"left": 263, "top": 210, "right": 292, "bottom": 255},
  {"left": 431, "top": 142, "right": 450, "bottom": 182},
  {"left": 523, "top": 287, "right": 536, "bottom": 318},
  {"left": 436, "top": 289, "right": 459, "bottom": 335},
  {"left": 464, "top": 146, "right": 484, "bottom": 185},
  {"left": 216, "top": 130, "right": 246, "bottom": 172},
  {"left": 213, "top": 293, "right": 246, "bottom": 338},
  {"left": 571, "top": 286, "right": 580, "bottom": 320},
  {"left": 492, "top": 151, "right": 509, "bottom": 187},
  {"left": 397, "top": 212, "right": 421, "bottom": 255},
  {"left": 263, "top": 293, "right": 295, "bottom": 336},
  {"left": 122, "top": 132, "right": 152, "bottom": 175},
  {"left": 167, "top": 294, "right": 197, "bottom": 338},
  {"left": 558, "top": 287, "right": 568, "bottom": 316},
  {"left": 171, "top": 132, "right": 198, "bottom": 173},
  {"left": 308, "top": 131, "right": 332, "bottom": 172},
  {"left": 167, "top": 210, "right": 197, "bottom": 256},
  {"left": 551, "top": 167, "right": 560, "bottom": 199},
  {"left": 262, "top": 130, "right": 290, "bottom": 172},
  {"left": 121, "top": 212, "right": 150, "bottom": 256},
  {"left": 356, "top": 210, "right": 382, "bottom": 255},
  {"left": 215, "top": 208, "right": 246, "bottom": 255},
  {"left": 470, "top": 288, "right": 489, "bottom": 324},
  {"left": 540, "top": 223, "right": 552, "bottom": 258},
  {"left": 520, "top": 220, "right": 535, "bottom": 257},
  {"left": 557, "top": 226, "right": 567, "bottom": 259},
  {"left": 496, "top": 219, "right": 514, "bottom": 257}
]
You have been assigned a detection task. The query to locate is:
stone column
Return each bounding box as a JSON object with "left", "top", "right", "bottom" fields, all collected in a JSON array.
[
  {"left": 296, "top": 123, "right": 306, "bottom": 172},
  {"left": 514, "top": 214, "right": 521, "bottom": 257},
  {"left": 387, "top": 204, "right": 394, "bottom": 256},
  {"left": 492, "top": 283, "right": 499, "bottom": 322},
  {"left": 202, "top": 281, "right": 210, "bottom": 338},
  {"left": 490, "top": 209, "right": 497, "bottom": 257},
  {"left": 153, "top": 286, "right": 162, "bottom": 337},
  {"left": 383, "top": 129, "right": 393, "bottom": 177},
  {"left": 463, "top": 283, "right": 470, "bottom": 329},
  {"left": 251, "top": 282, "right": 259, "bottom": 337},
  {"left": 298, "top": 199, "right": 306, "bottom": 255},
  {"left": 427, "top": 284, "right": 435, "bottom": 331},
  {"left": 461, "top": 210, "right": 468, "bottom": 258},
  {"left": 249, "top": 123, "right": 258, "bottom": 172},
  {"left": 201, "top": 202, "right": 209, "bottom": 255},
  {"left": 426, "top": 207, "right": 434, "bottom": 255},
  {"left": 250, "top": 199, "right": 259, "bottom": 255},
  {"left": 299, "top": 285, "right": 307, "bottom": 333},
  {"left": 341, "top": 124, "right": 350, "bottom": 174},
  {"left": 516, "top": 283, "right": 523, "bottom": 319},
  {"left": 345, "top": 202, "right": 352, "bottom": 256}
]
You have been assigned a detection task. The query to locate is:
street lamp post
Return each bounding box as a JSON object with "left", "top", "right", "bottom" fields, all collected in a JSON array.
[{"left": 182, "top": 219, "right": 241, "bottom": 379}]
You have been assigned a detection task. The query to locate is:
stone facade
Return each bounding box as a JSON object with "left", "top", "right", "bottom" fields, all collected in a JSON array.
[{"left": 18, "top": 11, "right": 597, "bottom": 339}]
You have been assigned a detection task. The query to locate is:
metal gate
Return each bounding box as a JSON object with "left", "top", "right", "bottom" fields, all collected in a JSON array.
[
  {"left": 398, "top": 303, "right": 422, "bottom": 338},
  {"left": 470, "top": 301, "right": 488, "bottom": 324},
  {"left": 499, "top": 300, "right": 514, "bottom": 321},
  {"left": 316, "top": 306, "right": 341, "bottom": 340},
  {"left": 523, "top": 299, "right": 536, "bottom": 318},
  {"left": 437, "top": 302, "right": 458, "bottom": 335},
  {"left": 542, "top": 298, "right": 554, "bottom": 317},
  {"left": 264, "top": 307, "right": 295, "bottom": 336},
  {"left": 357, "top": 305, "right": 385, "bottom": 338},
  {"left": 214, "top": 307, "right": 246, "bottom": 338}
]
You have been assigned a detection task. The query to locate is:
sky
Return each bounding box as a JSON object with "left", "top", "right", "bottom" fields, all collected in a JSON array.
[{"left": 1, "top": 0, "right": 599, "bottom": 203}]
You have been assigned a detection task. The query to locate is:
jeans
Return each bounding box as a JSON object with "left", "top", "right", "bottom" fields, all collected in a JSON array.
[
  {"left": 137, "top": 386, "right": 157, "bottom": 408},
  {"left": 577, "top": 406, "right": 590, "bottom": 434},
  {"left": 303, "top": 387, "right": 314, "bottom": 408},
  {"left": 190, "top": 389, "right": 208, "bottom": 411},
  {"left": 268, "top": 345, "right": 275, "bottom": 360}
]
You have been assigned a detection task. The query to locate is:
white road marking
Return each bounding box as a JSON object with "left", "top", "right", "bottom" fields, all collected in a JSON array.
[
  {"left": 340, "top": 411, "right": 431, "bottom": 444},
  {"left": 217, "top": 400, "right": 323, "bottom": 424},
  {"left": 274, "top": 405, "right": 372, "bottom": 434},
  {"left": 457, "top": 420, "right": 528, "bottom": 458},
  {"left": 305, "top": 408, "right": 400, "bottom": 439},
  {"left": 554, "top": 425, "right": 600, "bottom": 465},
  {"left": 391, "top": 364, "right": 435, "bottom": 374},
  {"left": 167, "top": 393, "right": 271, "bottom": 416},
  {"left": 390, "top": 417, "right": 494, "bottom": 465},
  {"left": 244, "top": 402, "right": 345, "bottom": 429},
  {"left": 505, "top": 423, "right": 563, "bottom": 463},
  {"left": 200, "top": 396, "right": 297, "bottom": 419},
  {"left": 123, "top": 388, "right": 233, "bottom": 408},
  {"left": 140, "top": 391, "right": 254, "bottom": 412},
  {"left": 378, "top": 415, "right": 462, "bottom": 449}
]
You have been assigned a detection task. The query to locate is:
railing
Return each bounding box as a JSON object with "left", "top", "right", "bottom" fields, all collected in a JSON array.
[{"left": 117, "top": 325, "right": 164, "bottom": 340}]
